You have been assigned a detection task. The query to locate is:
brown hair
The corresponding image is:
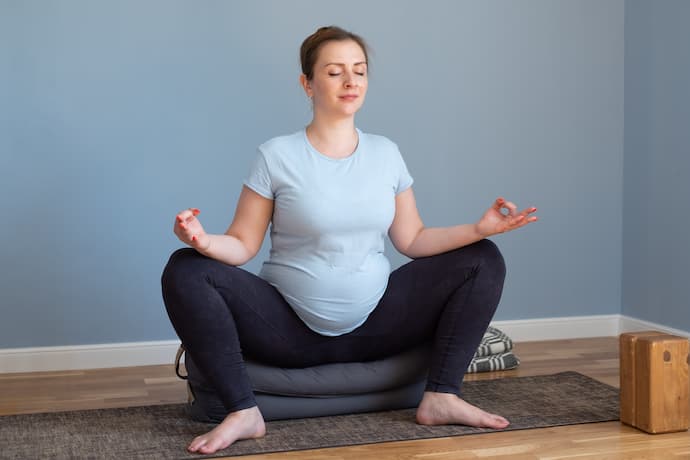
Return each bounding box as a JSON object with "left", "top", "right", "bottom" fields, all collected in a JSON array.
[{"left": 300, "top": 26, "right": 369, "bottom": 80}]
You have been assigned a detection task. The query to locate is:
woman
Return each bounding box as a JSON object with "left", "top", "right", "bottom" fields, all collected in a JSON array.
[{"left": 162, "top": 26, "right": 538, "bottom": 455}]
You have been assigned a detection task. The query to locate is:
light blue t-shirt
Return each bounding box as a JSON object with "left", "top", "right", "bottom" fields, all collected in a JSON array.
[{"left": 244, "top": 128, "right": 413, "bottom": 336}]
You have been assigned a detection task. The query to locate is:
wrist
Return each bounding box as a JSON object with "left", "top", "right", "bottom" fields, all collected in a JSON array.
[
  {"left": 195, "top": 236, "right": 212, "bottom": 254},
  {"left": 474, "top": 222, "right": 487, "bottom": 239}
]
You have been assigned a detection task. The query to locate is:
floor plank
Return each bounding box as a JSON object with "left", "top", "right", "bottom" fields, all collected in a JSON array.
[{"left": 1, "top": 336, "right": 688, "bottom": 459}]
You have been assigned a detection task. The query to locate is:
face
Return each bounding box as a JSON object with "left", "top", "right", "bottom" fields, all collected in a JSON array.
[{"left": 301, "top": 39, "right": 368, "bottom": 119}]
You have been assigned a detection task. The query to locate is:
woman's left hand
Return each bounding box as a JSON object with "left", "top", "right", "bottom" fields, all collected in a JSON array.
[{"left": 476, "top": 197, "right": 538, "bottom": 237}]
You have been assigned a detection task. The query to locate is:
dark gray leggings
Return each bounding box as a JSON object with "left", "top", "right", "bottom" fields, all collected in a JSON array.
[{"left": 161, "top": 239, "right": 505, "bottom": 413}]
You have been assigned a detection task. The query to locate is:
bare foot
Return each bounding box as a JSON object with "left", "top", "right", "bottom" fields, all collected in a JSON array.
[
  {"left": 416, "top": 391, "right": 510, "bottom": 429},
  {"left": 187, "top": 406, "right": 266, "bottom": 454}
]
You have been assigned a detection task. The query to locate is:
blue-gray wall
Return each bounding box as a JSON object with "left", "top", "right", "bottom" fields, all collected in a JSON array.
[
  {"left": 623, "top": 1, "right": 690, "bottom": 332},
  {"left": 1, "top": 1, "right": 626, "bottom": 348}
]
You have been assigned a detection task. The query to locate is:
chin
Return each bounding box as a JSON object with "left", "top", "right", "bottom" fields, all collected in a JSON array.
[{"left": 342, "top": 103, "right": 364, "bottom": 116}]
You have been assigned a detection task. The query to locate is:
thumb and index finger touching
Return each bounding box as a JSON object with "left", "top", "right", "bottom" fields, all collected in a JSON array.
[
  {"left": 494, "top": 197, "right": 517, "bottom": 216},
  {"left": 174, "top": 208, "right": 204, "bottom": 244},
  {"left": 176, "top": 208, "right": 201, "bottom": 225},
  {"left": 175, "top": 208, "right": 202, "bottom": 238},
  {"left": 494, "top": 197, "right": 539, "bottom": 222}
]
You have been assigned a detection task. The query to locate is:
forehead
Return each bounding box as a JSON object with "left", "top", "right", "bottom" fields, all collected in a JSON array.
[{"left": 317, "top": 39, "right": 367, "bottom": 64}]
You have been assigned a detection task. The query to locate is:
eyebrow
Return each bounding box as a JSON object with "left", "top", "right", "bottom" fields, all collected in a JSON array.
[{"left": 323, "top": 61, "right": 368, "bottom": 67}]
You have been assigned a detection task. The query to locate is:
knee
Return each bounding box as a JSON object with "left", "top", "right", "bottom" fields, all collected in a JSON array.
[
  {"left": 471, "top": 239, "right": 506, "bottom": 281},
  {"left": 161, "top": 247, "right": 204, "bottom": 292}
]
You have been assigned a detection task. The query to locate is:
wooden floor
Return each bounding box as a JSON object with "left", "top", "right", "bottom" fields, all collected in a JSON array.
[{"left": 2, "top": 337, "right": 689, "bottom": 459}]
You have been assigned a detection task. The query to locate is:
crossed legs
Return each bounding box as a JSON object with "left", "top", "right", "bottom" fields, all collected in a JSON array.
[{"left": 161, "top": 239, "right": 507, "bottom": 453}]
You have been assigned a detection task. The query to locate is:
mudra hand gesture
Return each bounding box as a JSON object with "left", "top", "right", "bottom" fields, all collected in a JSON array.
[
  {"left": 174, "top": 208, "right": 210, "bottom": 251},
  {"left": 476, "top": 198, "right": 538, "bottom": 237}
]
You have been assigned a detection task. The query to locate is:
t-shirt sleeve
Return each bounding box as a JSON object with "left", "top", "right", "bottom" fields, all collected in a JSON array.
[
  {"left": 394, "top": 147, "right": 414, "bottom": 195},
  {"left": 243, "top": 150, "right": 274, "bottom": 199}
]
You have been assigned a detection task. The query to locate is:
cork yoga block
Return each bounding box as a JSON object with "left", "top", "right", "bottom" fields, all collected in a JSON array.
[{"left": 619, "top": 331, "right": 690, "bottom": 434}]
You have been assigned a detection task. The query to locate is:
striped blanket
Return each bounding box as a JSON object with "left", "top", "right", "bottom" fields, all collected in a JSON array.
[{"left": 467, "top": 326, "right": 520, "bottom": 373}]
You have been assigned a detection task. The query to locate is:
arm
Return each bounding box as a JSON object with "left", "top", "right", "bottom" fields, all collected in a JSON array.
[
  {"left": 174, "top": 186, "right": 273, "bottom": 266},
  {"left": 388, "top": 188, "right": 538, "bottom": 259}
]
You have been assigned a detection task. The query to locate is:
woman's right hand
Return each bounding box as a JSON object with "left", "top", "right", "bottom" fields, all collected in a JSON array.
[{"left": 174, "top": 208, "right": 211, "bottom": 252}]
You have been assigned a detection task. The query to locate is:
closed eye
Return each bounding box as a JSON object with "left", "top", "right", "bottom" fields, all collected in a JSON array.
[{"left": 329, "top": 72, "right": 365, "bottom": 77}]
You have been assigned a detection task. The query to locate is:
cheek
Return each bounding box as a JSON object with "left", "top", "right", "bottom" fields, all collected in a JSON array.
[
  {"left": 312, "top": 80, "right": 335, "bottom": 97},
  {"left": 358, "top": 82, "right": 368, "bottom": 100}
]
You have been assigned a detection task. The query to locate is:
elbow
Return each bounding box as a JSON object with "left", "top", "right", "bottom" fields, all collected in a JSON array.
[
  {"left": 237, "top": 242, "right": 260, "bottom": 265},
  {"left": 393, "top": 228, "right": 425, "bottom": 259},
  {"left": 224, "top": 232, "right": 262, "bottom": 266}
]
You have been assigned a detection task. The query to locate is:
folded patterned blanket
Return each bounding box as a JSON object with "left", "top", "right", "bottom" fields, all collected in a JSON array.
[
  {"left": 474, "top": 326, "right": 514, "bottom": 357},
  {"left": 467, "top": 326, "right": 520, "bottom": 373}
]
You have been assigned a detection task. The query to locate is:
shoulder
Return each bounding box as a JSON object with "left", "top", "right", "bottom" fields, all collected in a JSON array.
[
  {"left": 359, "top": 130, "right": 400, "bottom": 153},
  {"left": 258, "top": 130, "right": 304, "bottom": 158},
  {"left": 358, "top": 130, "right": 406, "bottom": 166}
]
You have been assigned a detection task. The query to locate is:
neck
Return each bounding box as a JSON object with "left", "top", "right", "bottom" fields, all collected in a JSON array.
[{"left": 306, "top": 115, "right": 358, "bottom": 159}]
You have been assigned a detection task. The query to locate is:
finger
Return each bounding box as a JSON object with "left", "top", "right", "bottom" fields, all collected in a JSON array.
[
  {"left": 515, "top": 206, "right": 537, "bottom": 219},
  {"left": 511, "top": 214, "right": 526, "bottom": 225},
  {"left": 175, "top": 215, "right": 188, "bottom": 231},
  {"left": 512, "top": 214, "right": 538, "bottom": 228},
  {"left": 176, "top": 208, "right": 200, "bottom": 225},
  {"left": 493, "top": 198, "right": 511, "bottom": 215},
  {"left": 176, "top": 210, "right": 192, "bottom": 222},
  {"left": 502, "top": 200, "right": 518, "bottom": 217},
  {"left": 175, "top": 209, "right": 200, "bottom": 221},
  {"left": 523, "top": 209, "right": 538, "bottom": 224}
]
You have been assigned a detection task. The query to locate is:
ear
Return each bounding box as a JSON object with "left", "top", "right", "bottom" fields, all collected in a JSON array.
[{"left": 299, "top": 74, "right": 313, "bottom": 98}]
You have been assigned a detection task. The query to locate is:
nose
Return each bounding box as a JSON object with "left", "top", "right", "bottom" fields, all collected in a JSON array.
[{"left": 344, "top": 71, "right": 358, "bottom": 88}]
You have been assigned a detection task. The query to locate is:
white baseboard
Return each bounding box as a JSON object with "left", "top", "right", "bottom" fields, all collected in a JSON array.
[
  {"left": 0, "top": 315, "right": 687, "bottom": 374},
  {"left": 0, "top": 340, "right": 181, "bottom": 374},
  {"left": 618, "top": 314, "right": 690, "bottom": 338},
  {"left": 491, "top": 314, "right": 622, "bottom": 342}
]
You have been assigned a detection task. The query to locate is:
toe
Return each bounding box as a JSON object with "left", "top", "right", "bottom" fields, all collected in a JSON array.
[
  {"left": 202, "top": 438, "right": 228, "bottom": 454},
  {"left": 188, "top": 437, "right": 205, "bottom": 452},
  {"left": 486, "top": 414, "right": 510, "bottom": 428}
]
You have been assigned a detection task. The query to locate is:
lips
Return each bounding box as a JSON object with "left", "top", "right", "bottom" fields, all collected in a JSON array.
[{"left": 339, "top": 94, "right": 359, "bottom": 101}]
